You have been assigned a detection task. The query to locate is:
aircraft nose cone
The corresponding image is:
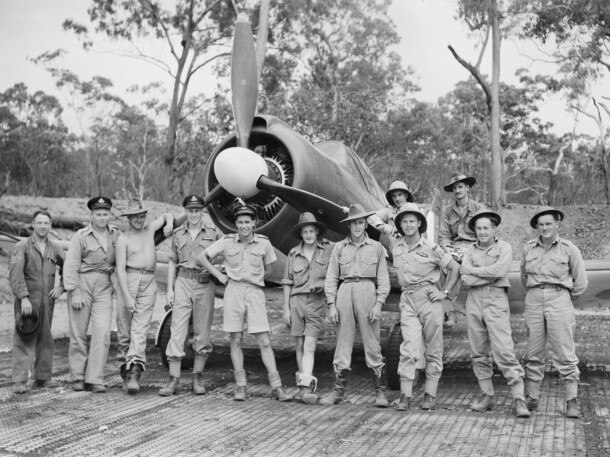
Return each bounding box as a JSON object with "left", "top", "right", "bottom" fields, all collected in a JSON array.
[{"left": 214, "top": 147, "right": 268, "bottom": 198}]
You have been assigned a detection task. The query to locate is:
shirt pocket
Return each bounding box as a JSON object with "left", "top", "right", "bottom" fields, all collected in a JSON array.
[
  {"left": 247, "top": 249, "right": 265, "bottom": 277},
  {"left": 360, "top": 255, "right": 379, "bottom": 277},
  {"left": 225, "top": 247, "right": 242, "bottom": 269},
  {"left": 547, "top": 254, "right": 569, "bottom": 279},
  {"left": 524, "top": 251, "right": 541, "bottom": 275},
  {"left": 83, "top": 246, "right": 107, "bottom": 265}
]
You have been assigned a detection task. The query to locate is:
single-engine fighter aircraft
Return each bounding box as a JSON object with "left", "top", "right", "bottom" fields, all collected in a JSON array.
[{"left": 150, "top": 13, "right": 610, "bottom": 390}]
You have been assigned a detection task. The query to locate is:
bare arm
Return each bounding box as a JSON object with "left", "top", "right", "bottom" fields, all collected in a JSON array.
[
  {"left": 115, "top": 236, "right": 136, "bottom": 313},
  {"left": 465, "top": 244, "right": 513, "bottom": 279},
  {"left": 150, "top": 212, "right": 175, "bottom": 237},
  {"left": 197, "top": 251, "right": 228, "bottom": 285}
]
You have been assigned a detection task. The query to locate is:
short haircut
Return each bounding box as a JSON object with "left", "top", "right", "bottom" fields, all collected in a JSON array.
[{"left": 33, "top": 210, "right": 52, "bottom": 222}]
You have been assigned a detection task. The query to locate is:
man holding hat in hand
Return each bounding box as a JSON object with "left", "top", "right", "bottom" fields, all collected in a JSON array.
[
  {"left": 115, "top": 198, "right": 174, "bottom": 394},
  {"left": 392, "top": 203, "right": 460, "bottom": 410},
  {"left": 282, "top": 212, "right": 334, "bottom": 404},
  {"left": 159, "top": 195, "right": 220, "bottom": 396},
  {"left": 64, "top": 197, "right": 121, "bottom": 392},
  {"left": 196, "top": 203, "right": 291, "bottom": 402},
  {"left": 521, "top": 206, "right": 587, "bottom": 419},
  {"left": 10, "top": 210, "right": 65, "bottom": 394},
  {"left": 460, "top": 208, "right": 529, "bottom": 418},
  {"left": 320, "top": 204, "right": 390, "bottom": 407}
]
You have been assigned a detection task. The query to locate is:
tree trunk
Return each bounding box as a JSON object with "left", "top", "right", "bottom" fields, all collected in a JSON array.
[
  {"left": 548, "top": 171, "right": 558, "bottom": 205},
  {"left": 489, "top": 0, "right": 503, "bottom": 209}
]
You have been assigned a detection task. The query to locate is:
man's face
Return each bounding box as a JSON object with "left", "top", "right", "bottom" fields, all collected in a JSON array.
[
  {"left": 128, "top": 212, "right": 147, "bottom": 231},
  {"left": 235, "top": 214, "right": 255, "bottom": 237},
  {"left": 391, "top": 190, "right": 409, "bottom": 207},
  {"left": 475, "top": 217, "right": 496, "bottom": 244},
  {"left": 348, "top": 218, "right": 367, "bottom": 238},
  {"left": 91, "top": 209, "right": 110, "bottom": 229},
  {"left": 33, "top": 214, "right": 51, "bottom": 238},
  {"left": 536, "top": 214, "right": 559, "bottom": 241},
  {"left": 186, "top": 208, "right": 203, "bottom": 225},
  {"left": 451, "top": 182, "right": 470, "bottom": 200},
  {"left": 300, "top": 225, "right": 319, "bottom": 246},
  {"left": 399, "top": 213, "right": 421, "bottom": 237}
]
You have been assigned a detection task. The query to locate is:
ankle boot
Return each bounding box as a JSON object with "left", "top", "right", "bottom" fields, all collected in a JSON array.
[
  {"left": 297, "top": 373, "right": 319, "bottom": 405},
  {"left": 320, "top": 369, "right": 349, "bottom": 406},
  {"left": 119, "top": 364, "right": 128, "bottom": 392},
  {"left": 565, "top": 399, "right": 580, "bottom": 419},
  {"left": 471, "top": 394, "right": 494, "bottom": 412},
  {"left": 370, "top": 368, "right": 389, "bottom": 408},
  {"left": 126, "top": 363, "right": 143, "bottom": 395},
  {"left": 268, "top": 371, "right": 292, "bottom": 402},
  {"left": 159, "top": 376, "right": 180, "bottom": 396},
  {"left": 234, "top": 370, "right": 247, "bottom": 401},
  {"left": 514, "top": 399, "right": 531, "bottom": 418},
  {"left": 192, "top": 372, "right": 206, "bottom": 395}
]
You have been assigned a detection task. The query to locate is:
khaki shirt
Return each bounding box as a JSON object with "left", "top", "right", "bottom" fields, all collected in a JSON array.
[
  {"left": 324, "top": 235, "right": 390, "bottom": 305},
  {"left": 169, "top": 222, "right": 221, "bottom": 272},
  {"left": 391, "top": 236, "right": 451, "bottom": 288},
  {"left": 461, "top": 238, "right": 512, "bottom": 288},
  {"left": 282, "top": 239, "right": 334, "bottom": 295},
  {"left": 63, "top": 224, "right": 121, "bottom": 297},
  {"left": 520, "top": 235, "right": 588, "bottom": 296},
  {"left": 9, "top": 237, "right": 64, "bottom": 312},
  {"left": 439, "top": 198, "right": 485, "bottom": 246},
  {"left": 368, "top": 206, "right": 397, "bottom": 229},
  {"left": 203, "top": 233, "right": 277, "bottom": 287}
]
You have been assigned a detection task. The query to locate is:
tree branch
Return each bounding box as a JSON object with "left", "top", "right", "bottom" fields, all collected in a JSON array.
[{"left": 447, "top": 45, "right": 492, "bottom": 111}]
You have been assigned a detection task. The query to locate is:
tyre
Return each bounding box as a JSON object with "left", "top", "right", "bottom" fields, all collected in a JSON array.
[
  {"left": 385, "top": 322, "right": 402, "bottom": 390},
  {"left": 157, "top": 311, "right": 195, "bottom": 370}
]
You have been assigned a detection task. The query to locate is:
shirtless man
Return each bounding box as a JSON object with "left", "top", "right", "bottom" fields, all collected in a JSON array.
[{"left": 115, "top": 198, "right": 174, "bottom": 394}]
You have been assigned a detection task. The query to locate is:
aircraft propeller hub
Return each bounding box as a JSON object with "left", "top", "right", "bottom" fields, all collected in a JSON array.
[{"left": 214, "top": 147, "right": 268, "bottom": 198}]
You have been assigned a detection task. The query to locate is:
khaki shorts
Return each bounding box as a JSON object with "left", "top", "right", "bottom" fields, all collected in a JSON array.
[
  {"left": 223, "top": 280, "right": 269, "bottom": 334},
  {"left": 289, "top": 292, "right": 325, "bottom": 338}
]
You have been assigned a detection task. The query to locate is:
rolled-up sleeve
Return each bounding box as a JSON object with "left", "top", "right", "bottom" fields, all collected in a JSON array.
[
  {"left": 375, "top": 244, "right": 390, "bottom": 304},
  {"left": 281, "top": 254, "right": 294, "bottom": 286},
  {"left": 63, "top": 234, "right": 83, "bottom": 298},
  {"left": 324, "top": 244, "right": 341, "bottom": 305}
]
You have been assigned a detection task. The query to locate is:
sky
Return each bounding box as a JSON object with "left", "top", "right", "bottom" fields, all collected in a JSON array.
[{"left": 0, "top": 0, "right": 603, "bottom": 136}]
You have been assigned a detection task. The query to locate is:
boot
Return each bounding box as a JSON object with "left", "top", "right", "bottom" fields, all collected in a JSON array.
[
  {"left": 234, "top": 369, "right": 247, "bottom": 401},
  {"left": 159, "top": 376, "right": 180, "bottom": 396},
  {"left": 268, "top": 371, "right": 292, "bottom": 402},
  {"left": 12, "top": 382, "right": 29, "bottom": 394},
  {"left": 89, "top": 384, "right": 107, "bottom": 393},
  {"left": 72, "top": 380, "right": 85, "bottom": 391},
  {"left": 514, "top": 399, "right": 531, "bottom": 418},
  {"left": 470, "top": 395, "right": 494, "bottom": 412},
  {"left": 126, "top": 363, "right": 143, "bottom": 395},
  {"left": 119, "top": 364, "right": 128, "bottom": 392},
  {"left": 525, "top": 379, "right": 540, "bottom": 410},
  {"left": 421, "top": 393, "right": 436, "bottom": 410},
  {"left": 396, "top": 394, "right": 411, "bottom": 411},
  {"left": 565, "top": 399, "right": 580, "bottom": 419},
  {"left": 525, "top": 396, "right": 539, "bottom": 411},
  {"left": 320, "top": 369, "right": 350, "bottom": 406},
  {"left": 192, "top": 372, "right": 206, "bottom": 395},
  {"left": 36, "top": 379, "right": 60, "bottom": 388},
  {"left": 297, "top": 373, "right": 319, "bottom": 405},
  {"left": 370, "top": 368, "right": 389, "bottom": 408}
]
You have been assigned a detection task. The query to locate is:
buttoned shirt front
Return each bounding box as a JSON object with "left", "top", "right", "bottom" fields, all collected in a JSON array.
[
  {"left": 170, "top": 222, "right": 220, "bottom": 271},
  {"left": 9, "top": 236, "right": 64, "bottom": 307},
  {"left": 439, "top": 198, "right": 485, "bottom": 245},
  {"left": 324, "top": 235, "right": 390, "bottom": 305},
  {"left": 391, "top": 236, "right": 452, "bottom": 288},
  {"left": 282, "top": 239, "right": 334, "bottom": 295},
  {"left": 63, "top": 224, "right": 121, "bottom": 293},
  {"left": 520, "top": 235, "right": 588, "bottom": 296},
  {"left": 461, "top": 238, "right": 512, "bottom": 288},
  {"left": 203, "top": 233, "right": 277, "bottom": 287}
]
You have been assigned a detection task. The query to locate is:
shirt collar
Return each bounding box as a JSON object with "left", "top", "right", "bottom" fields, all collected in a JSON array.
[
  {"left": 347, "top": 233, "right": 371, "bottom": 246},
  {"left": 474, "top": 238, "right": 498, "bottom": 250},
  {"left": 535, "top": 234, "right": 559, "bottom": 247}
]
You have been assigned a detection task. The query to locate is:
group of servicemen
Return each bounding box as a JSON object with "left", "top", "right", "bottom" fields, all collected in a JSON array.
[{"left": 9, "top": 171, "right": 587, "bottom": 420}]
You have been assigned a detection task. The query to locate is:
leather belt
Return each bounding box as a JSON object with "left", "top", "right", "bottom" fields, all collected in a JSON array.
[
  {"left": 342, "top": 277, "right": 374, "bottom": 283},
  {"left": 402, "top": 282, "right": 432, "bottom": 293},
  {"left": 126, "top": 267, "right": 155, "bottom": 275},
  {"left": 178, "top": 268, "right": 210, "bottom": 283},
  {"left": 532, "top": 283, "right": 567, "bottom": 291},
  {"left": 470, "top": 285, "right": 506, "bottom": 291}
]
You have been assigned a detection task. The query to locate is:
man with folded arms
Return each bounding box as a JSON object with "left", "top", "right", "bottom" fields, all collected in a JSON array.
[
  {"left": 115, "top": 198, "right": 174, "bottom": 394},
  {"left": 460, "top": 208, "right": 529, "bottom": 418}
]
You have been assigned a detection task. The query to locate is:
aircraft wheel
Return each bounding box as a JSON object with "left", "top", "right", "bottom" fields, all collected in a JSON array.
[
  {"left": 157, "top": 311, "right": 195, "bottom": 370},
  {"left": 385, "top": 323, "right": 402, "bottom": 390}
]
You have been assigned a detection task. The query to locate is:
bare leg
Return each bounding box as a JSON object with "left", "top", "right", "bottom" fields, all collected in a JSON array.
[
  {"left": 295, "top": 336, "right": 304, "bottom": 373},
  {"left": 230, "top": 332, "right": 244, "bottom": 371},
  {"left": 254, "top": 332, "right": 279, "bottom": 373},
  {"left": 301, "top": 336, "right": 317, "bottom": 376}
]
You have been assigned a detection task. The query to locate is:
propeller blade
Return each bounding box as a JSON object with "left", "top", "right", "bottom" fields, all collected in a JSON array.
[
  {"left": 256, "top": 176, "right": 380, "bottom": 240},
  {"left": 231, "top": 13, "right": 258, "bottom": 149},
  {"left": 203, "top": 183, "right": 228, "bottom": 208}
]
